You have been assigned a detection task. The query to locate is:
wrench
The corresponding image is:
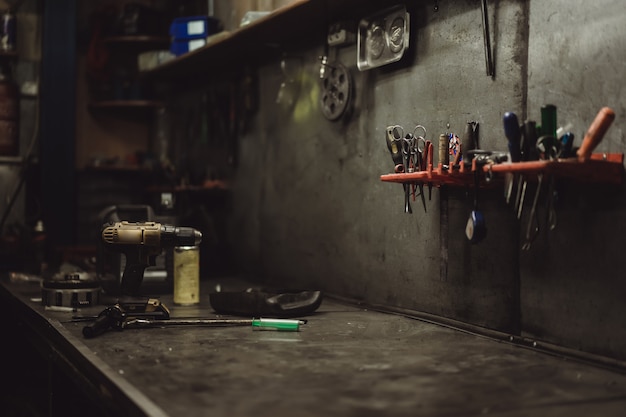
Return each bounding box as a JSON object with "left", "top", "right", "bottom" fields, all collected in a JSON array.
[{"left": 522, "top": 174, "right": 542, "bottom": 250}]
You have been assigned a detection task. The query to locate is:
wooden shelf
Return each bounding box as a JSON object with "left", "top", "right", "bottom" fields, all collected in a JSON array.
[
  {"left": 88, "top": 100, "right": 164, "bottom": 120},
  {"left": 380, "top": 153, "right": 625, "bottom": 188},
  {"left": 147, "top": 180, "right": 230, "bottom": 193},
  {"left": 141, "top": 0, "right": 402, "bottom": 81},
  {"left": 88, "top": 100, "right": 164, "bottom": 109},
  {"left": 142, "top": 0, "right": 322, "bottom": 80},
  {"left": 103, "top": 36, "right": 170, "bottom": 50}
]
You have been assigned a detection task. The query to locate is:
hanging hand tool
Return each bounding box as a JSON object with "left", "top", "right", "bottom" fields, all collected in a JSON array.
[
  {"left": 461, "top": 121, "right": 479, "bottom": 166},
  {"left": 540, "top": 104, "right": 557, "bottom": 138},
  {"left": 515, "top": 120, "right": 538, "bottom": 219},
  {"left": 480, "top": 0, "right": 494, "bottom": 77},
  {"left": 401, "top": 134, "right": 415, "bottom": 213},
  {"left": 504, "top": 112, "right": 522, "bottom": 161},
  {"left": 386, "top": 125, "right": 405, "bottom": 172},
  {"left": 414, "top": 138, "right": 427, "bottom": 212},
  {"left": 450, "top": 134, "right": 462, "bottom": 168},
  {"left": 521, "top": 173, "right": 542, "bottom": 250},
  {"left": 577, "top": 107, "right": 616, "bottom": 162},
  {"left": 412, "top": 125, "right": 428, "bottom": 212},
  {"left": 559, "top": 132, "right": 574, "bottom": 158},
  {"left": 438, "top": 133, "right": 449, "bottom": 169},
  {"left": 503, "top": 112, "right": 522, "bottom": 205},
  {"left": 386, "top": 126, "right": 410, "bottom": 213},
  {"left": 537, "top": 104, "right": 560, "bottom": 230},
  {"left": 426, "top": 141, "right": 434, "bottom": 200},
  {"left": 546, "top": 172, "right": 558, "bottom": 231},
  {"left": 465, "top": 161, "right": 486, "bottom": 243},
  {"left": 536, "top": 135, "right": 560, "bottom": 231},
  {"left": 536, "top": 135, "right": 561, "bottom": 161}
]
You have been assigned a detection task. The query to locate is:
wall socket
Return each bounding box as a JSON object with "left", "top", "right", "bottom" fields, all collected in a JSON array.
[{"left": 327, "top": 21, "right": 355, "bottom": 47}]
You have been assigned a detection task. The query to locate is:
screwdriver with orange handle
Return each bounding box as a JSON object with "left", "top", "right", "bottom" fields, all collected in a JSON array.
[{"left": 577, "top": 107, "right": 615, "bottom": 162}]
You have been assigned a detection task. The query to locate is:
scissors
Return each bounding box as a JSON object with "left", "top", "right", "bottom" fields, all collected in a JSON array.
[{"left": 408, "top": 125, "right": 428, "bottom": 211}]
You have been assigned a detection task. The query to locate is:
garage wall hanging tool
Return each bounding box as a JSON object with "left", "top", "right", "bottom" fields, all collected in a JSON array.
[
  {"left": 320, "top": 61, "right": 352, "bottom": 121},
  {"left": 465, "top": 151, "right": 488, "bottom": 243},
  {"left": 357, "top": 4, "right": 410, "bottom": 71},
  {"left": 319, "top": 21, "right": 355, "bottom": 121}
]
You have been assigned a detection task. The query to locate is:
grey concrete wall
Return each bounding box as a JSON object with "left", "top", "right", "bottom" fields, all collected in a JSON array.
[
  {"left": 224, "top": 0, "right": 626, "bottom": 360},
  {"left": 522, "top": 0, "right": 626, "bottom": 360},
  {"left": 231, "top": 0, "right": 527, "bottom": 332}
]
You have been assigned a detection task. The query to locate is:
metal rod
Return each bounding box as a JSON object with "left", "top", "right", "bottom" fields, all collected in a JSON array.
[
  {"left": 125, "top": 318, "right": 253, "bottom": 328},
  {"left": 481, "top": 0, "right": 494, "bottom": 77}
]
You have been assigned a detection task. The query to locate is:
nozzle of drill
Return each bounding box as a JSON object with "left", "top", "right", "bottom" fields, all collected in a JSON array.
[{"left": 160, "top": 224, "right": 202, "bottom": 247}]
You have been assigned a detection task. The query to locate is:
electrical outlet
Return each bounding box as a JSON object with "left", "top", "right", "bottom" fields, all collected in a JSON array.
[{"left": 327, "top": 21, "right": 355, "bottom": 46}]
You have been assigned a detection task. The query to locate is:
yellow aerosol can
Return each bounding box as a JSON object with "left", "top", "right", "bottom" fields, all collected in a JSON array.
[{"left": 173, "top": 246, "right": 200, "bottom": 305}]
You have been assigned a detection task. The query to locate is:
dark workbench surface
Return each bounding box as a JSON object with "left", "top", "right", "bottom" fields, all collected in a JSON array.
[{"left": 3, "top": 277, "right": 626, "bottom": 417}]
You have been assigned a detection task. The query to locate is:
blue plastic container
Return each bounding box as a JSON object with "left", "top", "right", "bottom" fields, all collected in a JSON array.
[
  {"left": 170, "top": 37, "right": 207, "bottom": 56},
  {"left": 169, "top": 15, "right": 221, "bottom": 39}
]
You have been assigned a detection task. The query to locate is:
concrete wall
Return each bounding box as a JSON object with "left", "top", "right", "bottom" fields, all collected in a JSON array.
[
  {"left": 521, "top": 0, "right": 626, "bottom": 360},
  {"left": 220, "top": 0, "right": 626, "bottom": 362}
]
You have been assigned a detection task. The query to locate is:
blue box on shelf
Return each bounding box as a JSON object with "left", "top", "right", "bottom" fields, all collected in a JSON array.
[
  {"left": 170, "top": 37, "right": 207, "bottom": 56},
  {"left": 169, "top": 15, "right": 221, "bottom": 39}
]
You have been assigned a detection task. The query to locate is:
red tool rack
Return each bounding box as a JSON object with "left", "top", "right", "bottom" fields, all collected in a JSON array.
[{"left": 380, "top": 153, "right": 624, "bottom": 187}]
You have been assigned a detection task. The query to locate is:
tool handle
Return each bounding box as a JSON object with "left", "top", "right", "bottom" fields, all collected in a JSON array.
[
  {"left": 386, "top": 126, "right": 404, "bottom": 167},
  {"left": 82, "top": 305, "right": 124, "bottom": 338},
  {"left": 427, "top": 141, "right": 433, "bottom": 169},
  {"left": 120, "top": 259, "right": 149, "bottom": 296},
  {"left": 577, "top": 107, "right": 615, "bottom": 162},
  {"left": 421, "top": 140, "right": 431, "bottom": 171},
  {"left": 522, "top": 120, "right": 537, "bottom": 161},
  {"left": 438, "top": 134, "right": 449, "bottom": 166},
  {"left": 503, "top": 112, "right": 522, "bottom": 162},
  {"left": 541, "top": 104, "right": 557, "bottom": 138},
  {"left": 461, "top": 122, "right": 476, "bottom": 163}
]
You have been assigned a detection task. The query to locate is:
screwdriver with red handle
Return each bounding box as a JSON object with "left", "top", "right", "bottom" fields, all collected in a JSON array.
[{"left": 577, "top": 107, "right": 615, "bottom": 162}]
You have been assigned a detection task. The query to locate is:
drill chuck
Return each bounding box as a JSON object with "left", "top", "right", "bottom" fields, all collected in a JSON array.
[{"left": 160, "top": 224, "right": 203, "bottom": 247}]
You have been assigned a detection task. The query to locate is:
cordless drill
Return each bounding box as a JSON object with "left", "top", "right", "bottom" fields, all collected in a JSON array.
[{"left": 101, "top": 221, "right": 202, "bottom": 296}]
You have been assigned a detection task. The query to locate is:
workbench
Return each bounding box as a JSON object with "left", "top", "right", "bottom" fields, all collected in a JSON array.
[{"left": 3, "top": 276, "right": 626, "bottom": 417}]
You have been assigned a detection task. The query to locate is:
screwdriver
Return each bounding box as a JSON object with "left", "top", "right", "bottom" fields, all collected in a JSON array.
[
  {"left": 540, "top": 104, "right": 557, "bottom": 138},
  {"left": 122, "top": 318, "right": 306, "bottom": 331},
  {"left": 577, "top": 107, "right": 616, "bottom": 162},
  {"left": 503, "top": 112, "right": 522, "bottom": 205},
  {"left": 514, "top": 120, "right": 539, "bottom": 219}
]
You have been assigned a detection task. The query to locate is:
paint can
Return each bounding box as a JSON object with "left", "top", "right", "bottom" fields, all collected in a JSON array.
[{"left": 173, "top": 245, "right": 200, "bottom": 305}]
